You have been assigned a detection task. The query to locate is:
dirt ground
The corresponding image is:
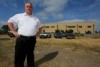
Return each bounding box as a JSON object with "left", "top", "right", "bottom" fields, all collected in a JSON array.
[
  {"left": 0, "top": 35, "right": 100, "bottom": 67},
  {"left": 34, "top": 39, "right": 100, "bottom": 67}
]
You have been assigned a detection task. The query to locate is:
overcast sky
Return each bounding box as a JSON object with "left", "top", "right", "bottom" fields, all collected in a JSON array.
[{"left": 0, "top": 0, "right": 100, "bottom": 31}]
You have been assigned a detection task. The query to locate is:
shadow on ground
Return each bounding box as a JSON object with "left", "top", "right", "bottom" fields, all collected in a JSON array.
[
  {"left": 35, "top": 51, "right": 58, "bottom": 67},
  {"left": 0, "top": 38, "right": 10, "bottom": 41}
]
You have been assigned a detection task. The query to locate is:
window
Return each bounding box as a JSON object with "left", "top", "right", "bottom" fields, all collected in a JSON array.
[
  {"left": 51, "top": 26, "right": 55, "bottom": 28},
  {"left": 45, "top": 26, "right": 49, "bottom": 28},
  {"left": 87, "top": 26, "right": 91, "bottom": 28},
  {"left": 79, "top": 26, "right": 82, "bottom": 28},
  {"left": 68, "top": 26, "right": 75, "bottom": 28}
]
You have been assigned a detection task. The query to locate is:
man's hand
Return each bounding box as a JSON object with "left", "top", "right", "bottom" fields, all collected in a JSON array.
[
  {"left": 12, "top": 31, "right": 20, "bottom": 38},
  {"left": 36, "top": 27, "right": 43, "bottom": 38},
  {"left": 8, "top": 23, "right": 20, "bottom": 38}
]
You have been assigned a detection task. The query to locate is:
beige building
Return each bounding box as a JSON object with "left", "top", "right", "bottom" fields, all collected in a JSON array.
[{"left": 42, "top": 22, "right": 95, "bottom": 34}]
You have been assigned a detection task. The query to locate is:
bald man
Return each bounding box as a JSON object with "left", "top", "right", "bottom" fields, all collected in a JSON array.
[{"left": 8, "top": 2, "right": 43, "bottom": 67}]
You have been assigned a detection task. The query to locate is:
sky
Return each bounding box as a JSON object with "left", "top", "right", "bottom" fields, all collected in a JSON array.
[{"left": 0, "top": 0, "right": 100, "bottom": 31}]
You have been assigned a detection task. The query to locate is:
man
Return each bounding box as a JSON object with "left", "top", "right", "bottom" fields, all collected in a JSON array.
[{"left": 8, "top": 2, "right": 43, "bottom": 67}]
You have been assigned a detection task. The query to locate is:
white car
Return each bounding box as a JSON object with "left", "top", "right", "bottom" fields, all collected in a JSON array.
[{"left": 39, "top": 32, "right": 51, "bottom": 38}]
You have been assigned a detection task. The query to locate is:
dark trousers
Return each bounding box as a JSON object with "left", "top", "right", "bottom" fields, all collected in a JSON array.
[{"left": 14, "top": 35, "right": 36, "bottom": 67}]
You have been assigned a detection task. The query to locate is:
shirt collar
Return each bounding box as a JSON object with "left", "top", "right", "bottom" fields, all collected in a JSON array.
[{"left": 24, "top": 12, "right": 33, "bottom": 17}]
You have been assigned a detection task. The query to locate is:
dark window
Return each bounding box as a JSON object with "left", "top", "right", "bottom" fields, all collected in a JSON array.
[
  {"left": 79, "top": 26, "right": 82, "bottom": 28},
  {"left": 45, "top": 26, "right": 49, "bottom": 28},
  {"left": 87, "top": 26, "right": 91, "bottom": 28},
  {"left": 51, "top": 26, "right": 55, "bottom": 28},
  {"left": 68, "top": 26, "right": 75, "bottom": 28}
]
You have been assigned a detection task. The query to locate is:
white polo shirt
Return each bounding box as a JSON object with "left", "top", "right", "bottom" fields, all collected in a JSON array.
[{"left": 8, "top": 12, "right": 42, "bottom": 36}]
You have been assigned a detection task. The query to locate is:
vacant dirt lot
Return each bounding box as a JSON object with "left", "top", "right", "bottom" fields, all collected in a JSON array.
[{"left": 0, "top": 35, "right": 100, "bottom": 67}]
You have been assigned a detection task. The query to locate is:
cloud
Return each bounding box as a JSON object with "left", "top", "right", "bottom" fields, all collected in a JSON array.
[
  {"left": 0, "top": 0, "right": 8, "bottom": 6},
  {"left": 53, "top": 13, "right": 64, "bottom": 20},
  {"left": 62, "top": 19, "right": 86, "bottom": 22},
  {"left": 83, "top": 0, "right": 99, "bottom": 11},
  {"left": 0, "top": 21, "right": 7, "bottom": 28},
  {"left": 32, "top": 0, "right": 69, "bottom": 21},
  {"left": 36, "top": 12, "right": 48, "bottom": 21},
  {"left": 0, "top": 21, "right": 18, "bottom": 29},
  {"left": 0, "top": 0, "right": 18, "bottom": 10},
  {"left": 92, "top": 19, "right": 100, "bottom": 31},
  {"left": 88, "top": 4, "right": 96, "bottom": 9},
  {"left": 28, "top": 0, "right": 42, "bottom": 6},
  {"left": 43, "top": 0, "right": 68, "bottom": 13}
]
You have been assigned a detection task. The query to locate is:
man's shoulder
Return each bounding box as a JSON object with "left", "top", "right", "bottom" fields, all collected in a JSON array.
[
  {"left": 15, "top": 13, "right": 25, "bottom": 16},
  {"left": 32, "top": 15, "right": 39, "bottom": 20}
]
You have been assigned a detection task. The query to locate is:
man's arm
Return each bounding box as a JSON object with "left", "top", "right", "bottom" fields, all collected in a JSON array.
[
  {"left": 8, "top": 22, "right": 19, "bottom": 37},
  {"left": 36, "top": 27, "right": 43, "bottom": 38}
]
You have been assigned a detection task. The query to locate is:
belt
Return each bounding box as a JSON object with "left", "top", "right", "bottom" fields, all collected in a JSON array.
[{"left": 20, "top": 35, "right": 36, "bottom": 38}]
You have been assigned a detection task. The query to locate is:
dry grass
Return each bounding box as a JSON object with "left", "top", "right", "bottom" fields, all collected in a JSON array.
[
  {"left": 37, "top": 37, "right": 100, "bottom": 52},
  {"left": 0, "top": 35, "right": 100, "bottom": 67},
  {"left": 0, "top": 35, "right": 15, "bottom": 67}
]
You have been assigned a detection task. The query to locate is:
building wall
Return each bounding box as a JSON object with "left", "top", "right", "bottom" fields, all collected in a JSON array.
[{"left": 42, "top": 22, "right": 95, "bottom": 34}]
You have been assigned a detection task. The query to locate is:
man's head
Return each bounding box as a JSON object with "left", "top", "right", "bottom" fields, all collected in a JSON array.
[{"left": 25, "top": 2, "right": 33, "bottom": 15}]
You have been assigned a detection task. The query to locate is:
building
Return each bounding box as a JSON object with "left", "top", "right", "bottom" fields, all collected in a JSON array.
[{"left": 42, "top": 22, "right": 95, "bottom": 34}]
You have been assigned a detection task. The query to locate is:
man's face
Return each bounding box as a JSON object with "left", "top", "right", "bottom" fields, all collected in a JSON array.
[{"left": 25, "top": 3, "right": 32, "bottom": 14}]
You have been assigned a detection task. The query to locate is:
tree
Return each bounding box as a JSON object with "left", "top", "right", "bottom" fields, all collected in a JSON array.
[
  {"left": 85, "top": 31, "right": 91, "bottom": 34},
  {"left": 65, "top": 30, "right": 69, "bottom": 33},
  {"left": 55, "top": 29, "right": 60, "bottom": 33},
  {"left": 65, "top": 29, "right": 73, "bottom": 33},
  {"left": 0, "top": 29, "right": 2, "bottom": 34},
  {"left": 68, "top": 29, "right": 73, "bottom": 33},
  {"left": 60, "top": 30, "right": 65, "bottom": 33},
  {"left": 95, "top": 30, "right": 98, "bottom": 33},
  {"left": 1, "top": 25, "right": 9, "bottom": 34}
]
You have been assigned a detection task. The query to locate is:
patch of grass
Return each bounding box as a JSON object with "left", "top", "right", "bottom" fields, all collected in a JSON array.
[
  {"left": 88, "top": 45, "right": 100, "bottom": 53},
  {"left": 37, "top": 38, "right": 100, "bottom": 53},
  {"left": 0, "top": 35, "right": 14, "bottom": 67},
  {"left": 0, "top": 38, "right": 10, "bottom": 41},
  {"left": 92, "top": 36, "right": 100, "bottom": 39},
  {"left": 0, "top": 43, "right": 7, "bottom": 61}
]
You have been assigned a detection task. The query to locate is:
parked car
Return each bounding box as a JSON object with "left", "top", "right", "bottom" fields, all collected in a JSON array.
[
  {"left": 48, "top": 33, "right": 52, "bottom": 38},
  {"left": 7, "top": 31, "right": 15, "bottom": 37},
  {"left": 62, "top": 33, "right": 66, "bottom": 37},
  {"left": 54, "top": 32, "right": 63, "bottom": 38},
  {"left": 65, "top": 33, "right": 75, "bottom": 39},
  {"left": 39, "top": 32, "right": 51, "bottom": 38}
]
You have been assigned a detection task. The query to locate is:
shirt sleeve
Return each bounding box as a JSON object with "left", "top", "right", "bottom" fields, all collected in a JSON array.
[
  {"left": 8, "top": 14, "right": 18, "bottom": 23},
  {"left": 37, "top": 19, "right": 43, "bottom": 29}
]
